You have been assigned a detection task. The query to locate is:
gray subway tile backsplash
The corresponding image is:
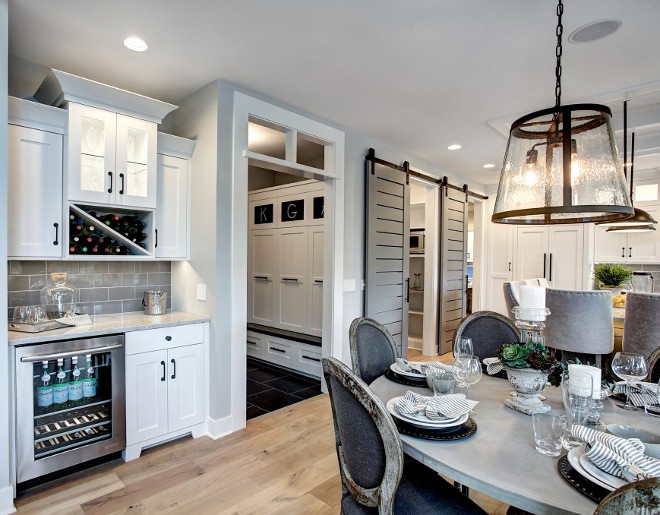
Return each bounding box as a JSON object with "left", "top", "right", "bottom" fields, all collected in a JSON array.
[{"left": 7, "top": 260, "right": 172, "bottom": 318}]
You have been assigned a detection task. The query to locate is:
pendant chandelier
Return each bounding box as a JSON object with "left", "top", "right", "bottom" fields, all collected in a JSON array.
[{"left": 491, "top": 0, "right": 633, "bottom": 225}]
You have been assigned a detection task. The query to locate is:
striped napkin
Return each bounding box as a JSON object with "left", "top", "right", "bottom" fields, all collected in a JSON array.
[
  {"left": 55, "top": 314, "right": 93, "bottom": 326},
  {"left": 395, "top": 359, "right": 455, "bottom": 375},
  {"left": 484, "top": 357, "right": 504, "bottom": 375},
  {"left": 613, "top": 382, "right": 659, "bottom": 407},
  {"left": 394, "top": 391, "right": 477, "bottom": 421},
  {"left": 572, "top": 425, "right": 660, "bottom": 481}
]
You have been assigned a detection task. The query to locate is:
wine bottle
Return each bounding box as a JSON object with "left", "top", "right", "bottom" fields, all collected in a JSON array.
[
  {"left": 81, "top": 225, "right": 96, "bottom": 236},
  {"left": 70, "top": 221, "right": 82, "bottom": 234}
]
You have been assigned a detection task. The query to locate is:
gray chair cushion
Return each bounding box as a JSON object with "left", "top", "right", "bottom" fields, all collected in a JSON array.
[
  {"left": 503, "top": 282, "right": 519, "bottom": 321},
  {"left": 350, "top": 318, "right": 398, "bottom": 385},
  {"left": 453, "top": 311, "right": 520, "bottom": 363},
  {"left": 544, "top": 289, "right": 613, "bottom": 355},
  {"left": 341, "top": 458, "right": 485, "bottom": 514},
  {"left": 623, "top": 293, "right": 660, "bottom": 360}
]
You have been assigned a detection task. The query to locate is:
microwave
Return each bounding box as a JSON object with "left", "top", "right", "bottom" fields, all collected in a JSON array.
[{"left": 410, "top": 228, "right": 425, "bottom": 253}]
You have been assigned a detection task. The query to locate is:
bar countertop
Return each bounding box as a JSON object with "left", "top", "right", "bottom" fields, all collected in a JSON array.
[{"left": 8, "top": 311, "right": 210, "bottom": 346}]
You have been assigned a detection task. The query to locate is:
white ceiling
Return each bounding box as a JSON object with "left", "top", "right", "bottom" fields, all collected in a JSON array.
[{"left": 8, "top": 0, "right": 660, "bottom": 187}]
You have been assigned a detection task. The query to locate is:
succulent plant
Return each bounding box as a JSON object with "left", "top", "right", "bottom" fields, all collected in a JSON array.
[{"left": 496, "top": 341, "right": 559, "bottom": 373}]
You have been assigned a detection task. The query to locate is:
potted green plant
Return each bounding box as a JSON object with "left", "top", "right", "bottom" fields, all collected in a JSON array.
[
  {"left": 593, "top": 263, "right": 633, "bottom": 289},
  {"left": 496, "top": 341, "right": 559, "bottom": 415}
]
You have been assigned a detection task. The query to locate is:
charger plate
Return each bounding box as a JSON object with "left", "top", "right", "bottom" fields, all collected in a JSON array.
[
  {"left": 392, "top": 416, "right": 477, "bottom": 441},
  {"left": 385, "top": 369, "right": 428, "bottom": 387},
  {"left": 558, "top": 455, "right": 610, "bottom": 503}
]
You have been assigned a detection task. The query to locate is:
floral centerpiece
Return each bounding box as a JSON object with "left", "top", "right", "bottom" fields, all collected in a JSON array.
[{"left": 496, "top": 341, "right": 560, "bottom": 415}]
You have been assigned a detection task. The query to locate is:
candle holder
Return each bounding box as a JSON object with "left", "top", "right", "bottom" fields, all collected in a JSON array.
[{"left": 511, "top": 306, "right": 551, "bottom": 346}]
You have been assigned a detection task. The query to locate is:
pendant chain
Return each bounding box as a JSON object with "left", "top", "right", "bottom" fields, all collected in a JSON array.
[{"left": 555, "top": 0, "right": 564, "bottom": 109}]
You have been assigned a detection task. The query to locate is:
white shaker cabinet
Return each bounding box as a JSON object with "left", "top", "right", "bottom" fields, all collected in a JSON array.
[
  {"left": 593, "top": 206, "right": 660, "bottom": 264},
  {"left": 278, "top": 226, "right": 309, "bottom": 332},
  {"left": 515, "top": 224, "right": 584, "bottom": 289},
  {"left": 248, "top": 229, "right": 278, "bottom": 326},
  {"left": 124, "top": 323, "right": 206, "bottom": 461},
  {"left": 67, "top": 103, "right": 157, "bottom": 209},
  {"left": 7, "top": 124, "right": 63, "bottom": 258}
]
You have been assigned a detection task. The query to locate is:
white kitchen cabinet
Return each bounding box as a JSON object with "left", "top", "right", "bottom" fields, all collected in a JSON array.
[
  {"left": 67, "top": 103, "right": 157, "bottom": 208},
  {"left": 246, "top": 330, "right": 322, "bottom": 378},
  {"left": 593, "top": 206, "right": 660, "bottom": 264},
  {"left": 124, "top": 323, "right": 206, "bottom": 461},
  {"left": 486, "top": 220, "right": 513, "bottom": 315},
  {"left": 248, "top": 230, "right": 278, "bottom": 326},
  {"left": 8, "top": 124, "right": 63, "bottom": 258},
  {"left": 155, "top": 154, "right": 188, "bottom": 259},
  {"left": 515, "top": 224, "right": 584, "bottom": 289}
]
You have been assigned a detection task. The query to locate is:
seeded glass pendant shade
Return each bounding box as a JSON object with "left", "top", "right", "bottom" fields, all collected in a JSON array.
[
  {"left": 492, "top": 104, "right": 633, "bottom": 224},
  {"left": 491, "top": 0, "right": 634, "bottom": 225}
]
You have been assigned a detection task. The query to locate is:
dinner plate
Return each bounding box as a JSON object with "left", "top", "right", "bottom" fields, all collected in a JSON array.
[
  {"left": 390, "top": 362, "right": 426, "bottom": 379},
  {"left": 578, "top": 452, "right": 627, "bottom": 491},
  {"left": 395, "top": 404, "right": 461, "bottom": 425},
  {"left": 566, "top": 447, "right": 619, "bottom": 492},
  {"left": 386, "top": 398, "right": 469, "bottom": 429}
]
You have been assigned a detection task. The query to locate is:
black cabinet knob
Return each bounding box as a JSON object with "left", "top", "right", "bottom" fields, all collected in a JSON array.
[{"left": 165, "top": 335, "right": 172, "bottom": 341}]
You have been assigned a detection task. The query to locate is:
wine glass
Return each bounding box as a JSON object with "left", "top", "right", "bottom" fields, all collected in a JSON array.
[
  {"left": 611, "top": 352, "right": 648, "bottom": 410},
  {"left": 454, "top": 337, "right": 473, "bottom": 358},
  {"left": 454, "top": 355, "right": 481, "bottom": 405}
]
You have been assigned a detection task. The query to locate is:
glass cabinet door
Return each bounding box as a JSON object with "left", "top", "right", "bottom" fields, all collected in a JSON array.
[
  {"left": 68, "top": 103, "right": 117, "bottom": 205},
  {"left": 115, "top": 114, "right": 157, "bottom": 209}
]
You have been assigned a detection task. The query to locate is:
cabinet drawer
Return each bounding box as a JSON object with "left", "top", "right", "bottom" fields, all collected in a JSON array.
[
  {"left": 264, "top": 337, "right": 293, "bottom": 367},
  {"left": 246, "top": 332, "right": 265, "bottom": 358},
  {"left": 126, "top": 323, "right": 204, "bottom": 355},
  {"left": 296, "top": 344, "right": 322, "bottom": 378}
]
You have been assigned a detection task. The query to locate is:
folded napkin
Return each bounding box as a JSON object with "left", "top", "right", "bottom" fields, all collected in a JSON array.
[
  {"left": 484, "top": 358, "right": 504, "bottom": 375},
  {"left": 571, "top": 425, "right": 660, "bottom": 481},
  {"left": 394, "top": 391, "right": 477, "bottom": 421},
  {"left": 394, "top": 359, "right": 454, "bottom": 375},
  {"left": 55, "top": 314, "right": 93, "bottom": 327},
  {"left": 613, "top": 382, "right": 659, "bottom": 407}
]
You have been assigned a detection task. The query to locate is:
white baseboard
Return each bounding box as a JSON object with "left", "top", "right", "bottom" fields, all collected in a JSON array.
[
  {"left": 0, "top": 485, "right": 16, "bottom": 515},
  {"left": 206, "top": 415, "right": 243, "bottom": 440}
]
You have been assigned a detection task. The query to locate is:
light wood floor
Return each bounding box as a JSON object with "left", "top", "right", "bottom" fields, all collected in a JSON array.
[{"left": 15, "top": 392, "right": 508, "bottom": 514}]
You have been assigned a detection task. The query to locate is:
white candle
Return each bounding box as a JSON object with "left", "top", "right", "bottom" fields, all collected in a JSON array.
[
  {"left": 519, "top": 285, "right": 546, "bottom": 321},
  {"left": 568, "top": 363, "right": 601, "bottom": 399}
]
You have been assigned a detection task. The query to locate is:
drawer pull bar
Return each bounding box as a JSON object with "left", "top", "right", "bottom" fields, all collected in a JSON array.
[
  {"left": 269, "top": 346, "right": 286, "bottom": 353},
  {"left": 171, "top": 358, "right": 176, "bottom": 379},
  {"left": 254, "top": 276, "right": 269, "bottom": 280},
  {"left": 161, "top": 361, "right": 166, "bottom": 382},
  {"left": 247, "top": 340, "right": 258, "bottom": 346},
  {"left": 282, "top": 278, "right": 299, "bottom": 282},
  {"left": 314, "top": 279, "right": 324, "bottom": 284},
  {"left": 302, "top": 355, "right": 321, "bottom": 362}
]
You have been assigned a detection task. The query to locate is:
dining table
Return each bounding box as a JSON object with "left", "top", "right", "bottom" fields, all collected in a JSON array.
[{"left": 370, "top": 372, "right": 659, "bottom": 515}]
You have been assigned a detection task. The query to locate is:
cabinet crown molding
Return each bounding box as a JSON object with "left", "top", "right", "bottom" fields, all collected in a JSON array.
[
  {"left": 8, "top": 96, "right": 67, "bottom": 134},
  {"left": 157, "top": 132, "right": 196, "bottom": 159},
  {"left": 34, "top": 69, "right": 178, "bottom": 123}
]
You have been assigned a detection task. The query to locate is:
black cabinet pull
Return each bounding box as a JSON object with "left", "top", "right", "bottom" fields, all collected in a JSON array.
[
  {"left": 302, "top": 355, "right": 321, "bottom": 363},
  {"left": 508, "top": 262, "right": 512, "bottom": 272},
  {"left": 549, "top": 253, "right": 553, "bottom": 282},
  {"left": 543, "top": 253, "right": 547, "bottom": 278},
  {"left": 108, "top": 171, "right": 113, "bottom": 193},
  {"left": 161, "top": 361, "right": 166, "bottom": 381},
  {"left": 405, "top": 278, "right": 410, "bottom": 303},
  {"left": 270, "top": 346, "right": 286, "bottom": 353},
  {"left": 119, "top": 173, "right": 125, "bottom": 195},
  {"left": 171, "top": 358, "right": 176, "bottom": 379},
  {"left": 165, "top": 335, "right": 172, "bottom": 341},
  {"left": 254, "top": 276, "right": 268, "bottom": 280},
  {"left": 465, "top": 274, "right": 469, "bottom": 294},
  {"left": 282, "top": 277, "right": 298, "bottom": 282},
  {"left": 155, "top": 228, "right": 158, "bottom": 248},
  {"left": 622, "top": 247, "right": 625, "bottom": 258},
  {"left": 53, "top": 223, "right": 59, "bottom": 246},
  {"left": 629, "top": 247, "right": 632, "bottom": 258},
  {"left": 314, "top": 279, "right": 324, "bottom": 284}
]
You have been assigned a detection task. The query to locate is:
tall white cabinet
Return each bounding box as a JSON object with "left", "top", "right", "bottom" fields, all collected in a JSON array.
[{"left": 247, "top": 180, "right": 324, "bottom": 337}]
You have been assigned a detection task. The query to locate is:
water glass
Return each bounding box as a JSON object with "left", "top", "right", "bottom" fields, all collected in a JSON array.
[
  {"left": 454, "top": 337, "right": 473, "bottom": 358},
  {"left": 561, "top": 370, "right": 593, "bottom": 450},
  {"left": 426, "top": 370, "right": 456, "bottom": 396},
  {"left": 453, "top": 355, "right": 481, "bottom": 402},
  {"left": 644, "top": 377, "right": 660, "bottom": 417},
  {"left": 532, "top": 412, "right": 567, "bottom": 457}
]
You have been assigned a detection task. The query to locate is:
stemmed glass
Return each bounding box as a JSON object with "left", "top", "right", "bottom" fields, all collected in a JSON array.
[
  {"left": 454, "top": 337, "right": 473, "bottom": 358},
  {"left": 453, "top": 355, "right": 482, "bottom": 408},
  {"left": 611, "top": 352, "right": 648, "bottom": 410}
]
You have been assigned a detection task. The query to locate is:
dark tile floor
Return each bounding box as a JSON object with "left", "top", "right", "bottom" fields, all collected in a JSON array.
[{"left": 246, "top": 357, "right": 322, "bottom": 419}]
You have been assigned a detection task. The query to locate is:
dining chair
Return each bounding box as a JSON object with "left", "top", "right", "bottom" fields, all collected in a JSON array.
[
  {"left": 453, "top": 311, "right": 520, "bottom": 363},
  {"left": 594, "top": 477, "right": 660, "bottom": 514},
  {"left": 543, "top": 288, "right": 613, "bottom": 366},
  {"left": 349, "top": 317, "right": 398, "bottom": 385},
  {"left": 502, "top": 282, "right": 519, "bottom": 321},
  {"left": 647, "top": 346, "right": 660, "bottom": 383},
  {"left": 322, "top": 357, "right": 485, "bottom": 514},
  {"left": 622, "top": 292, "right": 660, "bottom": 361}
]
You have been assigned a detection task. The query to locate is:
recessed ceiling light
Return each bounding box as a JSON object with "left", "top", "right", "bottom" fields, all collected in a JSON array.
[
  {"left": 483, "top": 163, "right": 496, "bottom": 169},
  {"left": 569, "top": 20, "right": 621, "bottom": 44},
  {"left": 447, "top": 144, "right": 462, "bottom": 151},
  {"left": 124, "top": 37, "right": 148, "bottom": 52}
]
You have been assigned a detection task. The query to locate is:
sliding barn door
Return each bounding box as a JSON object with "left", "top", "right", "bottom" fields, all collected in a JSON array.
[
  {"left": 438, "top": 187, "right": 468, "bottom": 355},
  {"left": 365, "top": 161, "right": 410, "bottom": 357}
]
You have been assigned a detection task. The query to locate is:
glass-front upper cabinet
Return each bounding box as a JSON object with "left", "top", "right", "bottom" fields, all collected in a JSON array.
[{"left": 68, "top": 103, "right": 157, "bottom": 209}]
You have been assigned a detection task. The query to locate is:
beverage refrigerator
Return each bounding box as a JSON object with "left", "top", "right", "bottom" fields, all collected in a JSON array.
[{"left": 14, "top": 334, "right": 125, "bottom": 483}]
